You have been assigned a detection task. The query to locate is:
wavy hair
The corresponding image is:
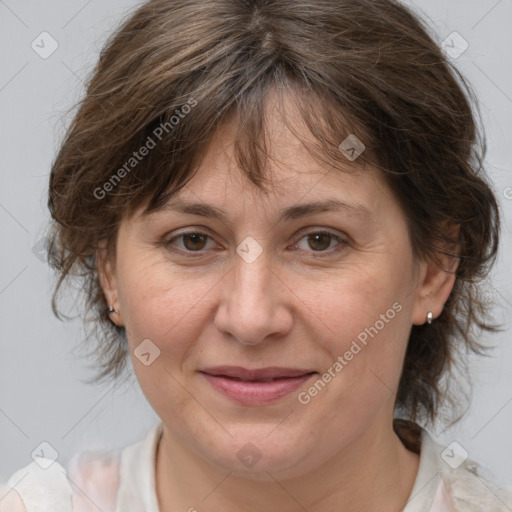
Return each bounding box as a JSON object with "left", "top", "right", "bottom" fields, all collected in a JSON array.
[{"left": 47, "top": 0, "right": 501, "bottom": 444}]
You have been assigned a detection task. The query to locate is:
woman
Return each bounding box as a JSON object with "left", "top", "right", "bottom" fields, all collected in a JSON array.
[{"left": 1, "top": 0, "right": 510, "bottom": 510}]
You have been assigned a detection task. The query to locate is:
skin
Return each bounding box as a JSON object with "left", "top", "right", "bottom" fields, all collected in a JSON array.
[{"left": 98, "top": 91, "right": 458, "bottom": 512}]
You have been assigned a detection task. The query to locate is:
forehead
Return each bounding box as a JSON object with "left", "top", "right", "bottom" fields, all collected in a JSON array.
[
  {"left": 135, "top": 88, "right": 392, "bottom": 223},
  {"left": 135, "top": 146, "right": 388, "bottom": 235},
  {"left": 178, "top": 155, "right": 379, "bottom": 216},
  {"left": 171, "top": 111, "right": 382, "bottom": 215}
]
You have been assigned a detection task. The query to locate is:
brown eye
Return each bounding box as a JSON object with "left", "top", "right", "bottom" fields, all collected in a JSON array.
[
  {"left": 165, "top": 231, "right": 216, "bottom": 254},
  {"left": 293, "top": 230, "right": 347, "bottom": 255},
  {"left": 307, "top": 233, "right": 333, "bottom": 251},
  {"left": 181, "top": 233, "right": 209, "bottom": 251}
]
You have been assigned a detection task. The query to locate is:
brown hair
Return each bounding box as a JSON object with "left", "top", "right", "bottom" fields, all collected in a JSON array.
[{"left": 47, "top": 0, "right": 501, "bottom": 438}]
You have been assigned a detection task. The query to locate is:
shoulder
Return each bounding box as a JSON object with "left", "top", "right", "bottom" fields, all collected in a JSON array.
[
  {"left": 67, "top": 449, "right": 121, "bottom": 511},
  {"left": 1, "top": 456, "right": 73, "bottom": 512},
  {"left": 0, "top": 484, "right": 27, "bottom": 512},
  {"left": 421, "top": 431, "right": 512, "bottom": 512},
  {"left": 1, "top": 449, "right": 121, "bottom": 512},
  {"left": 437, "top": 458, "right": 512, "bottom": 512},
  {"left": 0, "top": 423, "right": 162, "bottom": 512}
]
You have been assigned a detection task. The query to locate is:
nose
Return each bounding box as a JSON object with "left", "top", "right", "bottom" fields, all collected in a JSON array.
[{"left": 214, "top": 246, "right": 293, "bottom": 346}]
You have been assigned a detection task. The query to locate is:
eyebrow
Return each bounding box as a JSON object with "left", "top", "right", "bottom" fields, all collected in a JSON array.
[{"left": 147, "top": 198, "right": 373, "bottom": 224}]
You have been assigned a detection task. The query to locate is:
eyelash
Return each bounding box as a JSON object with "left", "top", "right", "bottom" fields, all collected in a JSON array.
[{"left": 163, "top": 229, "right": 348, "bottom": 258}]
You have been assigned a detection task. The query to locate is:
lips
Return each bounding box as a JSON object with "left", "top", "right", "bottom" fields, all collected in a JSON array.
[
  {"left": 201, "top": 366, "right": 315, "bottom": 381},
  {"left": 200, "top": 366, "right": 317, "bottom": 405}
]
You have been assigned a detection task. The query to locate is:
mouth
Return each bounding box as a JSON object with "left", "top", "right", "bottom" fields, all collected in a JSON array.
[{"left": 199, "top": 366, "right": 318, "bottom": 405}]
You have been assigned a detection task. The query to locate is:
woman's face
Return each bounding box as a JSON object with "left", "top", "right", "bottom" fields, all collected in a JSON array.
[{"left": 100, "top": 96, "right": 447, "bottom": 479}]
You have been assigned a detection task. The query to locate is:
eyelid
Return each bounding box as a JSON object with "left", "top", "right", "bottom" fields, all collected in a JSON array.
[
  {"left": 164, "top": 228, "right": 221, "bottom": 254},
  {"left": 289, "top": 228, "right": 348, "bottom": 254},
  {"left": 163, "top": 227, "right": 349, "bottom": 256}
]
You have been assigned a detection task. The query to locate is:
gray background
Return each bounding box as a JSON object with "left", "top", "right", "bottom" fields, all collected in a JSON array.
[{"left": 1, "top": 0, "right": 511, "bottom": 488}]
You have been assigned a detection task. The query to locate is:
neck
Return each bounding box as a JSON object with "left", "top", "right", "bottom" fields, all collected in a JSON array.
[{"left": 155, "top": 419, "right": 420, "bottom": 512}]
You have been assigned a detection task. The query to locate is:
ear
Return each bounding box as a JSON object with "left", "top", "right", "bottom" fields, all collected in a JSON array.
[
  {"left": 97, "top": 239, "right": 124, "bottom": 326},
  {"left": 411, "top": 223, "right": 460, "bottom": 326}
]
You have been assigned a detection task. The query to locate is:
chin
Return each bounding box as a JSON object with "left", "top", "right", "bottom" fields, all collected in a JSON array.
[{"left": 197, "top": 427, "right": 319, "bottom": 480}]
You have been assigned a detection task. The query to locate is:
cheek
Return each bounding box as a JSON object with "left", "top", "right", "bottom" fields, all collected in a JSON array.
[
  {"left": 300, "top": 259, "right": 408, "bottom": 343},
  {"left": 298, "top": 256, "right": 414, "bottom": 402},
  {"left": 115, "top": 260, "right": 221, "bottom": 410},
  {"left": 115, "top": 255, "right": 221, "bottom": 358},
  {"left": 115, "top": 258, "right": 216, "bottom": 421}
]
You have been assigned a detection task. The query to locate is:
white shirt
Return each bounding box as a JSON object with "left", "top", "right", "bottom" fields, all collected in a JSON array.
[{"left": 2, "top": 422, "right": 511, "bottom": 511}]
